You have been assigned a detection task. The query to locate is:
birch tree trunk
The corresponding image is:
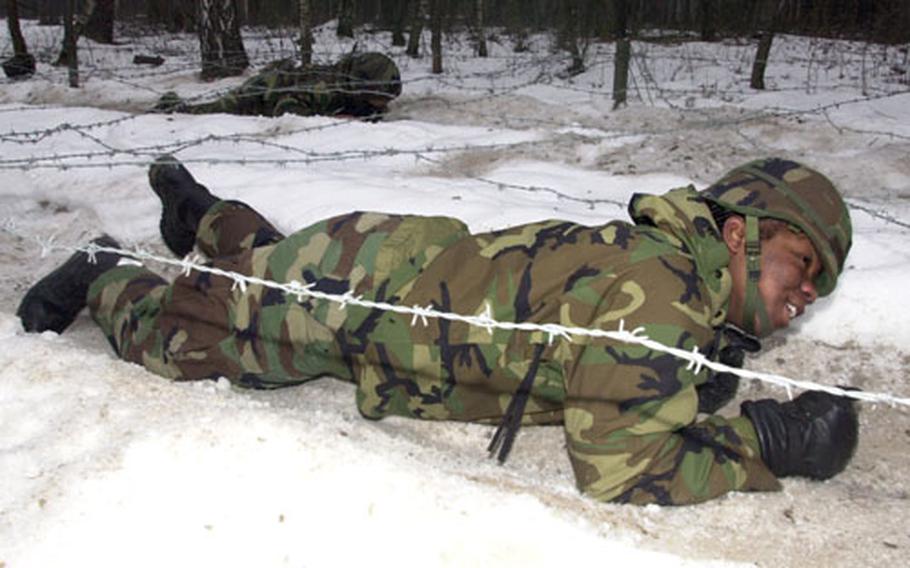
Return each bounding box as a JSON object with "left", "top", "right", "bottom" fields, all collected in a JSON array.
[{"left": 198, "top": 0, "right": 250, "bottom": 80}]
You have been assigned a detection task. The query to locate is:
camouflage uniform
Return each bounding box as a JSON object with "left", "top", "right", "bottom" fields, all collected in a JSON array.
[
  {"left": 155, "top": 52, "right": 402, "bottom": 118},
  {"left": 87, "top": 180, "right": 788, "bottom": 506}
]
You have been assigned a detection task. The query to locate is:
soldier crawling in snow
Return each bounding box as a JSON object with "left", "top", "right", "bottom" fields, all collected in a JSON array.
[
  {"left": 155, "top": 52, "right": 402, "bottom": 119},
  {"left": 18, "top": 156, "right": 859, "bottom": 506}
]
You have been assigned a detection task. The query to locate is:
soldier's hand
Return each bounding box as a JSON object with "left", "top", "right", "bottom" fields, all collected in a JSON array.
[{"left": 741, "top": 390, "right": 859, "bottom": 480}]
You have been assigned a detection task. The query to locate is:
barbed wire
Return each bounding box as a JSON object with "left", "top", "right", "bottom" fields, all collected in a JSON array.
[
  {"left": 413, "top": 153, "right": 627, "bottom": 210},
  {"left": 3, "top": 31, "right": 909, "bottom": 230},
  {"left": 844, "top": 199, "right": 910, "bottom": 231},
  {"left": 4, "top": 223, "right": 907, "bottom": 410},
  {"left": 1, "top": 128, "right": 908, "bottom": 230}
]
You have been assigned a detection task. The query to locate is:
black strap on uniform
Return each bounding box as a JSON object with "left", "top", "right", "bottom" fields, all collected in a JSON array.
[{"left": 488, "top": 343, "right": 546, "bottom": 464}]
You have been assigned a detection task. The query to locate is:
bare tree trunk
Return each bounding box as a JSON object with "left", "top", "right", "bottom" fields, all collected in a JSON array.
[
  {"left": 39, "top": 0, "right": 61, "bottom": 25},
  {"left": 6, "top": 0, "right": 28, "bottom": 56},
  {"left": 55, "top": 0, "right": 113, "bottom": 65},
  {"left": 475, "top": 0, "right": 487, "bottom": 57},
  {"left": 298, "top": 0, "right": 313, "bottom": 65},
  {"left": 430, "top": 0, "right": 442, "bottom": 73},
  {"left": 149, "top": 0, "right": 194, "bottom": 32},
  {"left": 750, "top": 31, "right": 773, "bottom": 89},
  {"left": 506, "top": 0, "right": 528, "bottom": 52},
  {"left": 560, "top": 0, "right": 584, "bottom": 76},
  {"left": 337, "top": 0, "right": 354, "bottom": 37},
  {"left": 406, "top": 0, "right": 427, "bottom": 58},
  {"left": 3, "top": 0, "right": 36, "bottom": 79},
  {"left": 84, "top": 0, "right": 115, "bottom": 44},
  {"left": 699, "top": 0, "right": 716, "bottom": 41},
  {"left": 198, "top": 0, "right": 249, "bottom": 80},
  {"left": 612, "top": 37, "right": 630, "bottom": 109},
  {"left": 63, "top": 0, "right": 79, "bottom": 86},
  {"left": 750, "top": 0, "right": 778, "bottom": 90},
  {"left": 611, "top": 0, "right": 629, "bottom": 109},
  {"left": 392, "top": 0, "right": 408, "bottom": 46},
  {"left": 55, "top": 0, "right": 91, "bottom": 66}
]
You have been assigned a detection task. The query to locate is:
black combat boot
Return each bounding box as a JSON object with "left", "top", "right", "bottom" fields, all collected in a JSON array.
[
  {"left": 148, "top": 154, "right": 219, "bottom": 257},
  {"left": 741, "top": 390, "right": 859, "bottom": 480},
  {"left": 17, "top": 235, "right": 123, "bottom": 334}
]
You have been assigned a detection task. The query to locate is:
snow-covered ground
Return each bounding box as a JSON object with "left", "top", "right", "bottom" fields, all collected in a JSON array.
[{"left": 1, "top": 20, "right": 909, "bottom": 567}]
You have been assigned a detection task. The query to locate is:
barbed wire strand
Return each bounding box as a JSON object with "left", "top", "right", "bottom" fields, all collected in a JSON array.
[{"left": 4, "top": 222, "right": 908, "bottom": 410}]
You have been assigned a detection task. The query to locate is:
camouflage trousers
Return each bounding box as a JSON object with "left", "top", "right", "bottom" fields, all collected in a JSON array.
[{"left": 87, "top": 200, "right": 439, "bottom": 388}]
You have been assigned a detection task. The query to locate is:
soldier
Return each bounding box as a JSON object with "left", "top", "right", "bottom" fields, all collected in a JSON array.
[
  {"left": 17, "top": 156, "right": 859, "bottom": 506},
  {"left": 154, "top": 52, "right": 402, "bottom": 119}
]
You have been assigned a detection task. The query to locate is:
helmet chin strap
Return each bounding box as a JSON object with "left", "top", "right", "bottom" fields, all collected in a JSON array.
[{"left": 742, "top": 215, "right": 772, "bottom": 336}]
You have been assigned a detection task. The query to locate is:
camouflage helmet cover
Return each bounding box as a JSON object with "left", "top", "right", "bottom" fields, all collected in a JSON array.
[
  {"left": 701, "top": 158, "right": 852, "bottom": 297},
  {"left": 337, "top": 52, "right": 402, "bottom": 100}
]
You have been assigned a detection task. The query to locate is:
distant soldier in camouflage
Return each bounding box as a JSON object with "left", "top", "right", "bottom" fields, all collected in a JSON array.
[
  {"left": 154, "top": 52, "right": 402, "bottom": 119},
  {"left": 18, "top": 156, "right": 859, "bottom": 506}
]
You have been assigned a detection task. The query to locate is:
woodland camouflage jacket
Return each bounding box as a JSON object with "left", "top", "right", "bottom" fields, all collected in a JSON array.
[{"left": 155, "top": 54, "right": 401, "bottom": 118}]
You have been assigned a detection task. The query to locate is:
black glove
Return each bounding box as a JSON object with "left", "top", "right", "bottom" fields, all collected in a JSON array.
[
  {"left": 741, "top": 390, "right": 859, "bottom": 480},
  {"left": 697, "top": 325, "right": 761, "bottom": 414}
]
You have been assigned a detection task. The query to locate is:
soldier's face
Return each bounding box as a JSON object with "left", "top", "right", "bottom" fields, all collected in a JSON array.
[{"left": 725, "top": 218, "right": 822, "bottom": 336}]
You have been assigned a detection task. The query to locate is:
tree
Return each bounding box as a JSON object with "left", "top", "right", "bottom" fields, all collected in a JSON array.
[
  {"left": 54, "top": 0, "right": 116, "bottom": 67},
  {"left": 38, "top": 0, "right": 62, "bottom": 25},
  {"left": 3, "top": 0, "right": 36, "bottom": 79},
  {"left": 298, "top": 0, "right": 313, "bottom": 65},
  {"left": 198, "top": 0, "right": 250, "bottom": 80},
  {"left": 337, "top": 0, "right": 354, "bottom": 38},
  {"left": 475, "top": 0, "right": 488, "bottom": 57},
  {"left": 62, "top": 0, "right": 79, "bottom": 87},
  {"left": 504, "top": 0, "right": 529, "bottom": 52},
  {"left": 406, "top": 0, "right": 428, "bottom": 58},
  {"left": 148, "top": 0, "right": 195, "bottom": 32},
  {"left": 84, "top": 0, "right": 116, "bottom": 44},
  {"left": 391, "top": 0, "right": 408, "bottom": 46},
  {"left": 750, "top": 0, "right": 779, "bottom": 90},
  {"left": 430, "top": 0, "right": 442, "bottom": 73},
  {"left": 558, "top": 0, "right": 586, "bottom": 76},
  {"left": 611, "top": 0, "right": 630, "bottom": 109},
  {"left": 699, "top": 0, "right": 716, "bottom": 42}
]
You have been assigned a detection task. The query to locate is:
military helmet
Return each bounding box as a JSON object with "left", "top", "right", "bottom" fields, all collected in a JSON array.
[
  {"left": 702, "top": 158, "right": 852, "bottom": 298},
  {"left": 337, "top": 52, "right": 402, "bottom": 100}
]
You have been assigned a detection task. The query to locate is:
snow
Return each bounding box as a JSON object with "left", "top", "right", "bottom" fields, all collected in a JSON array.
[{"left": 2, "top": 20, "right": 909, "bottom": 567}]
